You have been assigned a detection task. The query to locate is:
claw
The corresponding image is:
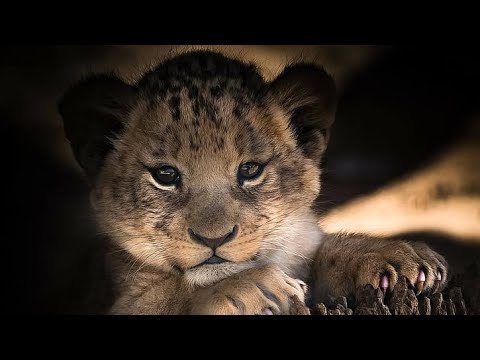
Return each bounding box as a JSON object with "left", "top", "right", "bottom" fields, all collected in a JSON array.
[
  {"left": 416, "top": 282, "right": 425, "bottom": 294},
  {"left": 380, "top": 275, "right": 389, "bottom": 294},
  {"left": 262, "top": 308, "right": 273, "bottom": 315},
  {"left": 418, "top": 269, "right": 426, "bottom": 282},
  {"left": 431, "top": 272, "right": 442, "bottom": 293},
  {"left": 416, "top": 269, "right": 426, "bottom": 295},
  {"left": 297, "top": 280, "right": 308, "bottom": 294}
]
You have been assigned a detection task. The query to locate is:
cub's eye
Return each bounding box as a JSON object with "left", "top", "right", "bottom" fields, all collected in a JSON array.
[
  {"left": 238, "top": 162, "right": 264, "bottom": 184},
  {"left": 153, "top": 165, "right": 180, "bottom": 186}
]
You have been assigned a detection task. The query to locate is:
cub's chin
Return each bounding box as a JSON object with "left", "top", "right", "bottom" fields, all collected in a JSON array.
[{"left": 183, "top": 260, "right": 257, "bottom": 288}]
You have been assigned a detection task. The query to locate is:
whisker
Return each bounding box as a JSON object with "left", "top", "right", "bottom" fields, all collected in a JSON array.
[
  {"left": 261, "top": 243, "right": 312, "bottom": 261},
  {"left": 260, "top": 246, "right": 312, "bottom": 264},
  {"left": 129, "top": 250, "right": 162, "bottom": 281},
  {"left": 255, "top": 204, "right": 308, "bottom": 230}
]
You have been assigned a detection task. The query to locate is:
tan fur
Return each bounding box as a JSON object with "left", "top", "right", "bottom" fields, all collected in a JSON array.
[
  {"left": 190, "top": 265, "right": 306, "bottom": 315},
  {"left": 59, "top": 50, "right": 449, "bottom": 314}
]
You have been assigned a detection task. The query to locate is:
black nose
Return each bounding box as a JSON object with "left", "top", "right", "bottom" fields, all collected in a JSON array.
[{"left": 188, "top": 225, "right": 238, "bottom": 250}]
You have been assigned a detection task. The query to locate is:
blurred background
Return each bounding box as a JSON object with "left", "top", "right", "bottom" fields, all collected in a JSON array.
[{"left": 1, "top": 45, "right": 479, "bottom": 314}]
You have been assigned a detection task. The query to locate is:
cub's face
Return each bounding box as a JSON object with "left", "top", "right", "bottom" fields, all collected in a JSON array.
[{"left": 59, "top": 51, "right": 336, "bottom": 286}]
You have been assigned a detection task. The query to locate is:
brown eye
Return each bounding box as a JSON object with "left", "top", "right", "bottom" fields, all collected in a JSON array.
[
  {"left": 153, "top": 165, "right": 180, "bottom": 187},
  {"left": 238, "top": 162, "right": 264, "bottom": 184}
]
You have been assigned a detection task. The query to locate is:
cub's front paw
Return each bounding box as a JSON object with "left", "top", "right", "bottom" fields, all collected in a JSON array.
[
  {"left": 190, "top": 265, "right": 307, "bottom": 315},
  {"left": 359, "top": 242, "right": 448, "bottom": 295},
  {"left": 315, "top": 237, "right": 448, "bottom": 300}
]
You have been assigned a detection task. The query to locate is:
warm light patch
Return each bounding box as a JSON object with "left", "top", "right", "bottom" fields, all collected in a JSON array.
[{"left": 320, "top": 120, "right": 480, "bottom": 244}]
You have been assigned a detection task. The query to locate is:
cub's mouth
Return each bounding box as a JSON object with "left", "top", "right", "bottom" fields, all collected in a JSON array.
[
  {"left": 202, "top": 255, "right": 229, "bottom": 265},
  {"left": 190, "top": 251, "right": 260, "bottom": 270},
  {"left": 192, "top": 255, "right": 231, "bottom": 268},
  {"left": 184, "top": 256, "right": 258, "bottom": 287}
]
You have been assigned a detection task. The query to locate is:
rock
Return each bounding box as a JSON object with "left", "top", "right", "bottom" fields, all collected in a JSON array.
[
  {"left": 448, "top": 287, "right": 467, "bottom": 315},
  {"left": 448, "top": 261, "right": 479, "bottom": 314},
  {"left": 429, "top": 293, "right": 447, "bottom": 315},
  {"left": 315, "top": 303, "right": 328, "bottom": 315},
  {"left": 289, "top": 295, "right": 311, "bottom": 315},
  {"left": 418, "top": 297, "right": 431, "bottom": 315},
  {"left": 314, "top": 296, "right": 353, "bottom": 315},
  {"left": 445, "top": 299, "right": 456, "bottom": 315},
  {"left": 301, "top": 261, "right": 478, "bottom": 315},
  {"left": 387, "top": 277, "right": 420, "bottom": 315},
  {"left": 354, "top": 285, "right": 390, "bottom": 315}
]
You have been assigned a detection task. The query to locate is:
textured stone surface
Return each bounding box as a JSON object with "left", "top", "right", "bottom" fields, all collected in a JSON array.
[
  {"left": 418, "top": 297, "right": 431, "bottom": 315},
  {"left": 289, "top": 295, "right": 311, "bottom": 315},
  {"left": 295, "top": 261, "right": 479, "bottom": 315},
  {"left": 447, "top": 261, "right": 480, "bottom": 315},
  {"left": 387, "top": 277, "right": 420, "bottom": 315},
  {"left": 354, "top": 286, "right": 391, "bottom": 315},
  {"left": 448, "top": 288, "right": 467, "bottom": 315}
]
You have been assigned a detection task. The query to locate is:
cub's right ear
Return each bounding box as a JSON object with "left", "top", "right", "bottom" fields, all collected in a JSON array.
[{"left": 58, "top": 74, "right": 136, "bottom": 182}]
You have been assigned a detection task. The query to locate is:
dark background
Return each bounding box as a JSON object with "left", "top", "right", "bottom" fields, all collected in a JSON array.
[{"left": 1, "top": 45, "right": 479, "bottom": 314}]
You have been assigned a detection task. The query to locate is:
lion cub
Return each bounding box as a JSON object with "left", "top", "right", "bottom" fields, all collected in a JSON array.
[{"left": 59, "top": 50, "right": 447, "bottom": 314}]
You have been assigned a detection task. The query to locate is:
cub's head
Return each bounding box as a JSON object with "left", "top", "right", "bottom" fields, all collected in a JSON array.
[{"left": 59, "top": 51, "right": 336, "bottom": 287}]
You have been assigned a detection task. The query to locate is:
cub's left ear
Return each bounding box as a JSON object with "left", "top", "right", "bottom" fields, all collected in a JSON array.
[
  {"left": 268, "top": 64, "right": 337, "bottom": 162},
  {"left": 58, "top": 74, "right": 136, "bottom": 182}
]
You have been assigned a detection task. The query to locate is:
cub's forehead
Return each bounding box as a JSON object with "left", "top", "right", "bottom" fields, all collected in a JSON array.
[
  {"left": 133, "top": 51, "right": 269, "bottom": 134},
  {"left": 129, "top": 95, "right": 275, "bottom": 166},
  {"left": 136, "top": 50, "right": 266, "bottom": 103},
  {"left": 121, "top": 52, "right": 295, "bottom": 163}
]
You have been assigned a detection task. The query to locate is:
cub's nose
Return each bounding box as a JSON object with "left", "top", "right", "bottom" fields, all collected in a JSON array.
[{"left": 188, "top": 225, "right": 238, "bottom": 250}]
